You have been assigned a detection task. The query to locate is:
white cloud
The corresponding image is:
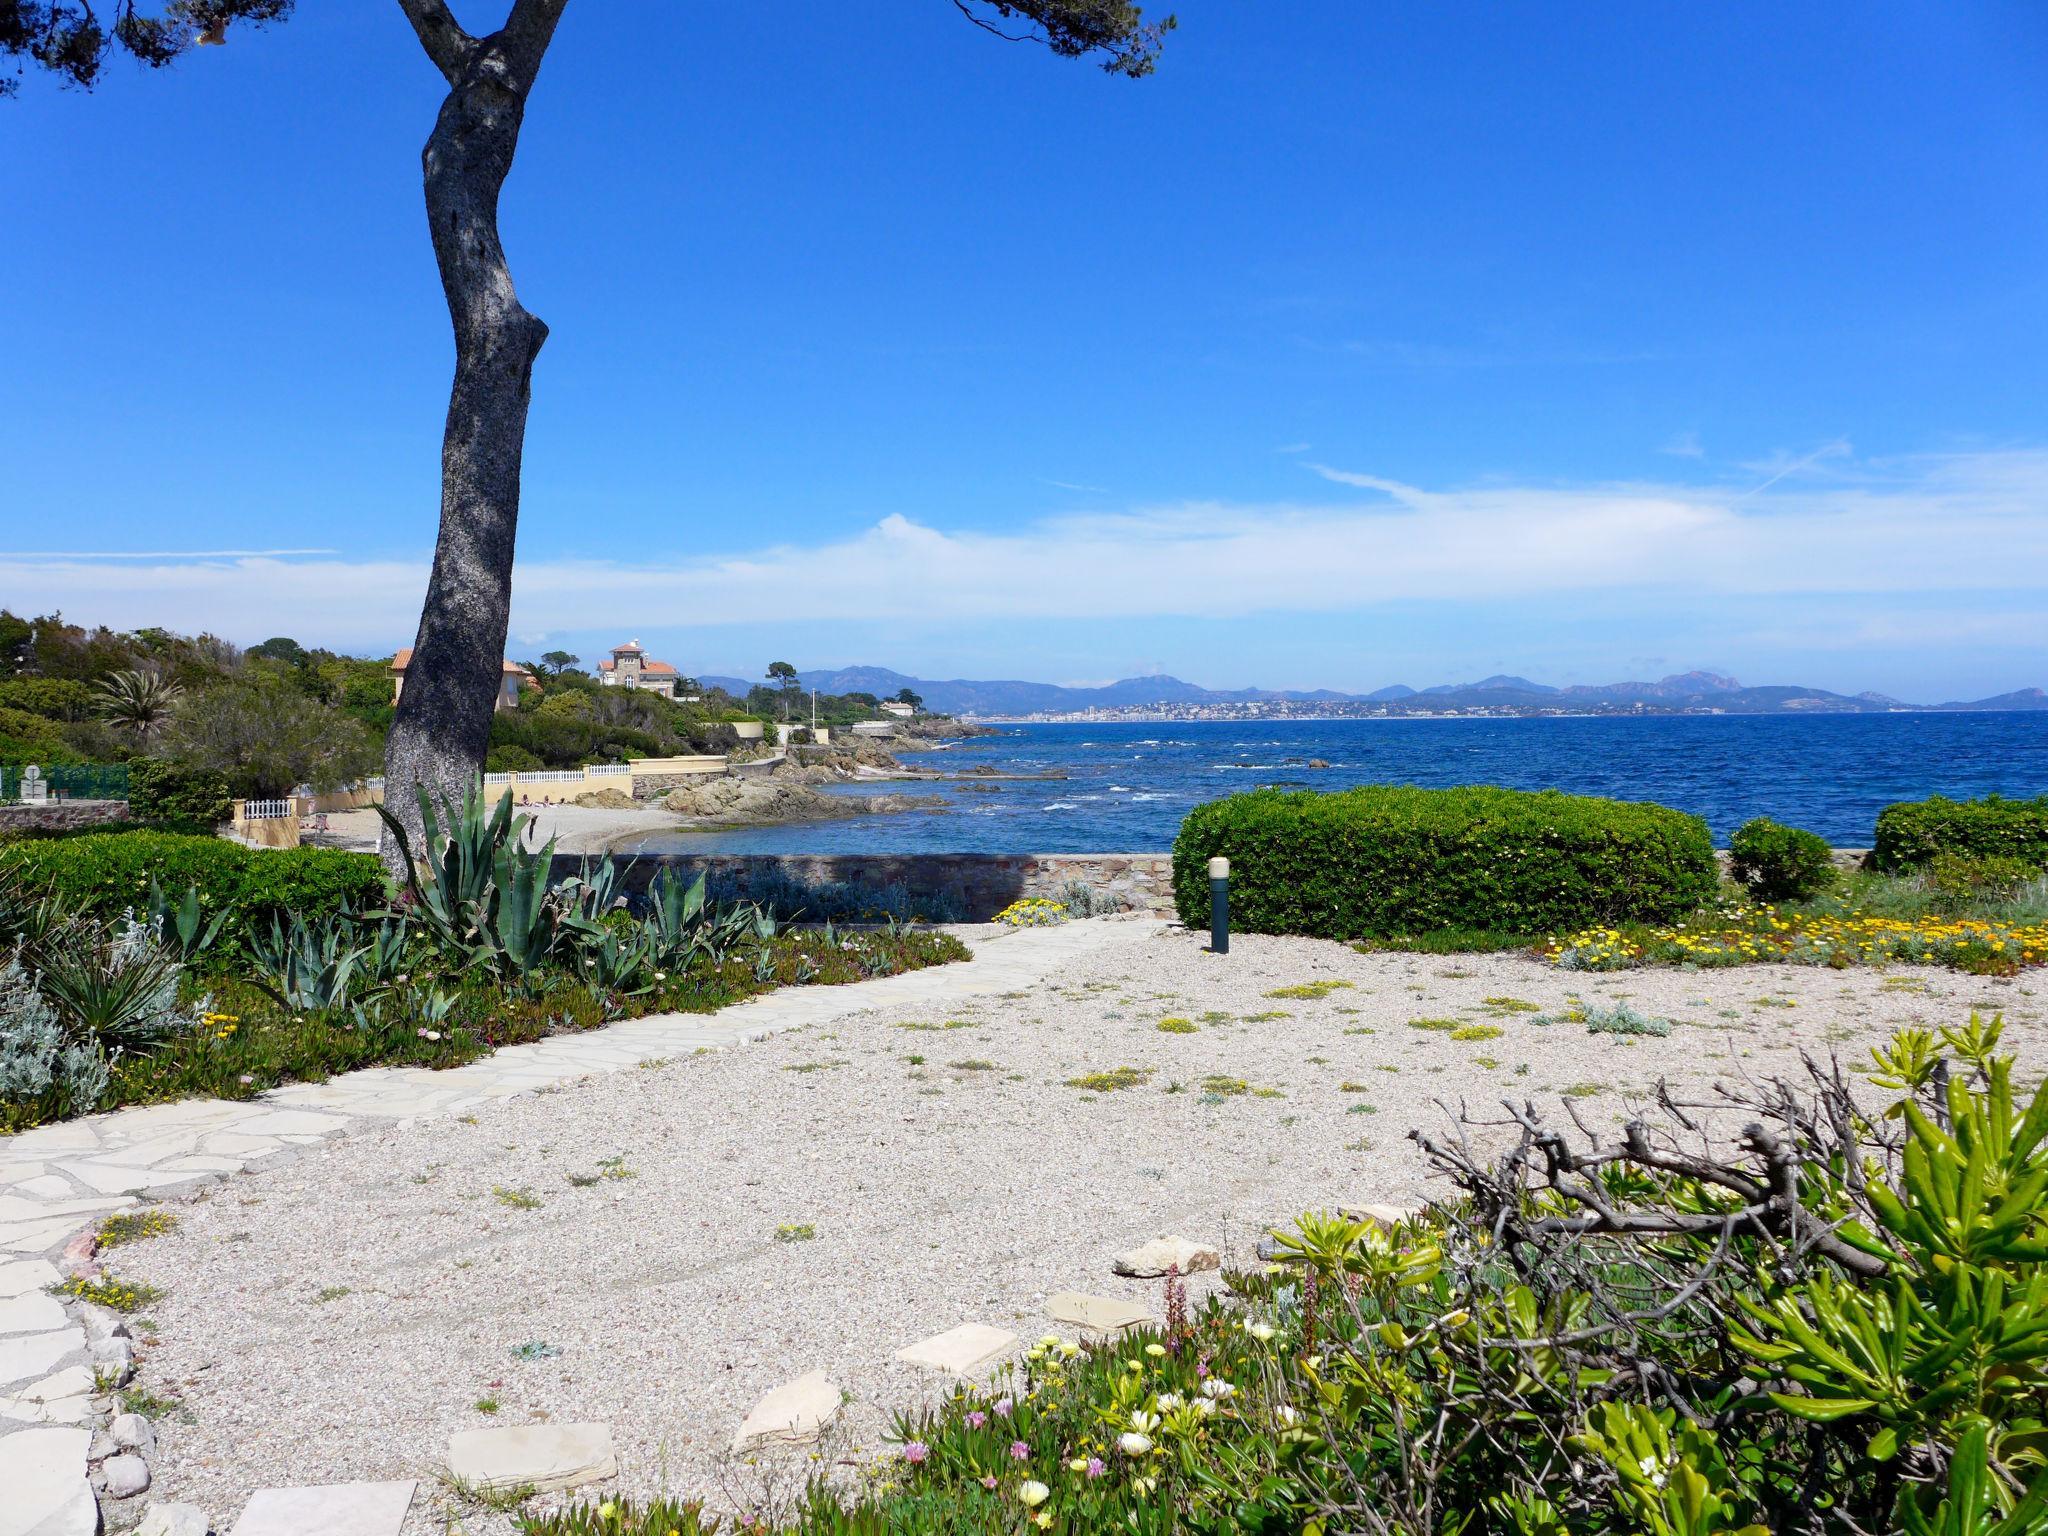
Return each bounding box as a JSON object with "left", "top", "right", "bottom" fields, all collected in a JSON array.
[{"left": 8, "top": 448, "right": 2046, "bottom": 651}]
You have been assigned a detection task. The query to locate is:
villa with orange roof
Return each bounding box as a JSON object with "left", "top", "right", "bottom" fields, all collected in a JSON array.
[{"left": 596, "top": 639, "right": 688, "bottom": 699}]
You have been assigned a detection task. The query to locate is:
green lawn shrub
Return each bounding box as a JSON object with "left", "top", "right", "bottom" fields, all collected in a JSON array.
[
  {"left": 0, "top": 831, "right": 384, "bottom": 947},
  {"left": 1728, "top": 814, "right": 1836, "bottom": 902},
  {"left": 1873, "top": 793, "right": 2048, "bottom": 873},
  {"left": 125, "top": 757, "right": 233, "bottom": 827},
  {"left": 1172, "top": 784, "right": 1716, "bottom": 939}
]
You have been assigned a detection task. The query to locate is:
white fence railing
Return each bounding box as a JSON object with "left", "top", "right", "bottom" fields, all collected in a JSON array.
[
  {"left": 241, "top": 798, "right": 295, "bottom": 820},
  {"left": 587, "top": 764, "right": 632, "bottom": 777},
  {"left": 513, "top": 770, "right": 588, "bottom": 783}
]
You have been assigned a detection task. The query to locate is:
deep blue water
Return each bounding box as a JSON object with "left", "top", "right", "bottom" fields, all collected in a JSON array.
[{"left": 622, "top": 714, "right": 2048, "bottom": 855}]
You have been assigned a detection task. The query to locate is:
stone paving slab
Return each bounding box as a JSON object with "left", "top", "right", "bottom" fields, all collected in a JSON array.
[
  {"left": 447, "top": 1422, "right": 616, "bottom": 1492},
  {"left": 0, "top": 1424, "right": 95, "bottom": 1536},
  {"left": 228, "top": 1478, "right": 418, "bottom": 1536},
  {"left": 894, "top": 1322, "right": 1021, "bottom": 1378},
  {"left": 1046, "top": 1291, "right": 1153, "bottom": 1333},
  {"left": 0, "top": 918, "right": 1163, "bottom": 1263}
]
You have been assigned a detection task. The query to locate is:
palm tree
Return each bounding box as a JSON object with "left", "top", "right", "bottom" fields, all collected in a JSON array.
[{"left": 95, "top": 670, "right": 184, "bottom": 743}]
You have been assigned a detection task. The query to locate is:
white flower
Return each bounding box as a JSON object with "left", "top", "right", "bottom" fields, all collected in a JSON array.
[
  {"left": 1200, "top": 1378, "right": 1236, "bottom": 1400},
  {"left": 1247, "top": 1321, "right": 1276, "bottom": 1342},
  {"left": 1018, "top": 1481, "right": 1049, "bottom": 1508},
  {"left": 1129, "top": 1409, "right": 1159, "bottom": 1433},
  {"left": 1194, "top": 1398, "right": 1217, "bottom": 1418},
  {"left": 1118, "top": 1432, "right": 1153, "bottom": 1456},
  {"left": 1154, "top": 1392, "right": 1183, "bottom": 1411},
  {"left": 1276, "top": 1404, "right": 1300, "bottom": 1427}
]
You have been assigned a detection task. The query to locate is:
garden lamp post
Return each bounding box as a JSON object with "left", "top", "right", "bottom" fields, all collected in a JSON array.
[{"left": 1208, "top": 856, "right": 1229, "bottom": 954}]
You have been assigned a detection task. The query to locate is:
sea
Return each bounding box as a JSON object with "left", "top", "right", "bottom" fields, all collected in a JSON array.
[{"left": 619, "top": 713, "right": 2048, "bottom": 856}]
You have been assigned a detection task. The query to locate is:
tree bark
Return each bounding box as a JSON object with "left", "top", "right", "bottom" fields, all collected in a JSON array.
[{"left": 381, "top": 0, "right": 567, "bottom": 878}]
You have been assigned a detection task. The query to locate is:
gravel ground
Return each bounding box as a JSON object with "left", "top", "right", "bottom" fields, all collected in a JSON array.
[{"left": 117, "top": 927, "right": 2044, "bottom": 1532}]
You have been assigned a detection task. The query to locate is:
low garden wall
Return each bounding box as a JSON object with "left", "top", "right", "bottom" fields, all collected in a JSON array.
[
  {"left": 548, "top": 851, "right": 1177, "bottom": 920},
  {"left": 0, "top": 798, "right": 130, "bottom": 835}
]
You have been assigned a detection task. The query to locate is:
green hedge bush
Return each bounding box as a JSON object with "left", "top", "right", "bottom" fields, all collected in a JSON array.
[
  {"left": 0, "top": 831, "right": 384, "bottom": 946},
  {"left": 1728, "top": 815, "right": 1836, "bottom": 902},
  {"left": 1172, "top": 784, "right": 1717, "bottom": 939},
  {"left": 1872, "top": 793, "right": 2048, "bottom": 873},
  {"left": 125, "top": 757, "right": 233, "bottom": 827}
]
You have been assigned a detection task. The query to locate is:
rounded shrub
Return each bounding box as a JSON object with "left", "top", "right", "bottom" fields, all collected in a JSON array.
[
  {"left": 1728, "top": 816, "right": 1836, "bottom": 903},
  {"left": 1872, "top": 794, "right": 2048, "bottom": 874},
  {"left": 1172, "top": 784, "right": 1717, "bottom": 940}
]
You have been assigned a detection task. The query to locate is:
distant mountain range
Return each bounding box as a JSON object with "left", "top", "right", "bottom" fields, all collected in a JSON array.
[{"left": 696, "top": 666, "right": 2048, "bottom": 720}]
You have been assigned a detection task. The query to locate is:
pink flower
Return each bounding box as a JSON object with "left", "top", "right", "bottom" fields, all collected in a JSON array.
[
  {"left": 1010, "top": 1440, "right": 1029, "bottom": 1461},
  {"left": 904, "top": 1441, "right": 929, "bottom": 1465},
  {"left": 980, "top": 1475, "right": 998, "bottom": 1490},
  {"left": 965, "top": 1411, "right": 987, "bottom": 1429},
  {"left": 994, "top": 1396, "right": 1014, "bottom": 1417},
  {"left": 1086, "top": 1457, "right": 1105, "bottom": 1479}
]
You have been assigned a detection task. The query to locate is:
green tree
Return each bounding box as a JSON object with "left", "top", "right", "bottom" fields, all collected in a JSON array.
[
  {"left": 7, "top": 1, "right": 1171, "bottom": 874},
  {"left": 539, "top": 649, "right": 579, "bottom": 677},
  {"left": 163, "top": 673, "right": 378, "bottom": 798},
  {"left": 893, "top": 688, "right": 924, "bottom": 709},
  {"left": 766, "top": 661, "right": 801, "bottom": 691}
]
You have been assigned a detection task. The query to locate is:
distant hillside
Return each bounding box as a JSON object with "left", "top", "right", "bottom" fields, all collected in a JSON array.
[{"left": 691, "top": 668, "right": 2045, "bottom": 718}]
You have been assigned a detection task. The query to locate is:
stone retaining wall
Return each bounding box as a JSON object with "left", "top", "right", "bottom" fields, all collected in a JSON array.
[
  {"left": 0, "top": 798, "right": 130, "bottom": 834},
  {"left": 549, "top": 851, "right": 1178, "bottom": 920}
]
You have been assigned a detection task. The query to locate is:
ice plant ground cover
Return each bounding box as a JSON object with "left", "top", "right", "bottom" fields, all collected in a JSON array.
[{"left": 97, "top": 924, "right": 2048, "bottom": 1531}]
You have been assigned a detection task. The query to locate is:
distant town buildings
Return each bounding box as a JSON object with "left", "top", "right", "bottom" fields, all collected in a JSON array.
[
  {"left": 597, "top": 640, "right": 687, "bottom": 699},
  {"left": 389, "top": 649, "right": 535, "bottom": 713},
  {"left": 879, "top": 699, "right": 917, "bottom": 718}
]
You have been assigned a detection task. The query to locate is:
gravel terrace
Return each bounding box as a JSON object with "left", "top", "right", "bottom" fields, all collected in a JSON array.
[{"left": 118, "top": 925, "right": 2044, "bottom": 1532}]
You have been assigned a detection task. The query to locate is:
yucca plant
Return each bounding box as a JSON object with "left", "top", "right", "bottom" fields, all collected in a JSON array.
[
  {"left": 35, "top": 917, "right": 195, "bottom": 1059},
  {"left": 94, "top": 668, "right": 183, "bottom": 741}
]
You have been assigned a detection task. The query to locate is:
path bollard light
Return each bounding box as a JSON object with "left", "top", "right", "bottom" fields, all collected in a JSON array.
[{"left": 1208, "top": 856, "right": 1230, "bottom": 954}]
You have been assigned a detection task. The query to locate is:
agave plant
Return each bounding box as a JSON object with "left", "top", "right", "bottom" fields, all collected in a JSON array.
[
  {"left": 94, "top": 668, "right": 183, "bottom": 741},
  {"left": 377, "top": 784, "right": 569, "bottom": 986},
  {"left": 246, "top": 911, "right": 370, "bottom": 1012},
  {"left": 145, "top": 878, "right": 229, "bottom": 964}
]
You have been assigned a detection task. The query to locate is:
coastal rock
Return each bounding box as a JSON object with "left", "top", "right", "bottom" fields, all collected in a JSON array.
[
  {"left": 1112, "top": 1236, "right": 1221, "bottom": 1279},
  {"left": 661, "top": 776, "right": 941, "bottom": 826},
  {"left": 571, "top": 787, "right": 636, "bottom": 810}
]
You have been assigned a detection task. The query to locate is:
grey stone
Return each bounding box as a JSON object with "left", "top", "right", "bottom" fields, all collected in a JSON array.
[
  {"left": 88, "top": 1430, "right": 118, "bottom": 1460},
  {"left": 730, "top": 1371, "right": 841, "bottom": 1453},
  {"left": 136, "top": 1504, "right": 212, "bottom": 1536},
  {"left": 229, "top": 1480, "right": 417, "bottom": 1536},
  {"left": 110, "top": 1412, "right": 156, "bottom": 1455},
  {"left": 89, "top": 1336, "right": 135, "bottom": 1385},
  {"left": 78, "top": 1301, "right": 131, "bottom": 1343},
  {"left": 1111, "top": 1236, "right": 1220, "bottom": 1279},
  {"left": 445, "top": 1422, "right": 616, "bottom": 1493},
  {"left": 0, "top": 1424, "right": 97, "bottom": 1536},
  {"left": 103, "top": 1451, "right": 151, "bottom": 1498}
]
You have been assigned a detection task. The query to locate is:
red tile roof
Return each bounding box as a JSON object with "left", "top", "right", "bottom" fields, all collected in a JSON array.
[{"left": 390, "top": 648, "right": 532, "bottom": 678}]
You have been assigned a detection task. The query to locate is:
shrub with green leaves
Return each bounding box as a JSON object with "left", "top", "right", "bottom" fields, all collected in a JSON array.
[
  {"left": 1728, "top": 814, "right": 1836, "bottom": 902},
  {"left": 1927, "top": 851, "right": 2042, "bottom": 909},
  {"left": 125, "top": 756, "right": 233, "bottom": 827},
  {"left": 1873, "top": 793, "right": 2048, "bottom": 874},
  {"left": 1172, "top": 784, "right": 1717, "bottom": 939},
  {"left": 0, "top": 831, "right": 383, "bottom": 950}
]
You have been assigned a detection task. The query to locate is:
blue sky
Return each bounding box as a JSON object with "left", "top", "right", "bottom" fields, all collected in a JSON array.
[{"left": 5, "top": 1, "right": 2047, "bottom": 701}]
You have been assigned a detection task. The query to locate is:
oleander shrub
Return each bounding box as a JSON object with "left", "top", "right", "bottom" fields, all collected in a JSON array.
[
  {"left": 125, "top": 756, "right": 233, "bottom": 827},
  {"left": 1872, "top": 793, "right": 2048, "bottom": 874},
  {"left": 0, "top": 831, "right": 384, "bottom": 949},
  {"left": 1728, "top": 814, "right": 1836, "bottom": 902},
  {"left": 1172, "top": 784, "right": 1716, "bottom": 939}
]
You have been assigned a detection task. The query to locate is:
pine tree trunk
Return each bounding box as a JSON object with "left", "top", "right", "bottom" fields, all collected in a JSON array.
[{"left": 381, "top": 5, "right": 563, "bottom": 879}]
